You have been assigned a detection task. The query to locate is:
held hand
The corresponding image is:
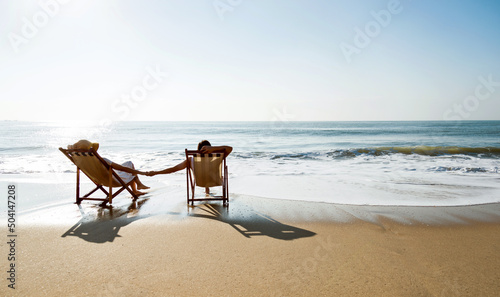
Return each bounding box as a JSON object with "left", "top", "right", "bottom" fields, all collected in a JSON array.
[{"left": 145, "top": 171, "right": 156, "bottom": 177}]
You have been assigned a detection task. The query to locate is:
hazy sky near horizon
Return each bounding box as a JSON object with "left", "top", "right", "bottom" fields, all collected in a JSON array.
[{"left": 1, "top": 0, "right": 500, "bottom": 122}]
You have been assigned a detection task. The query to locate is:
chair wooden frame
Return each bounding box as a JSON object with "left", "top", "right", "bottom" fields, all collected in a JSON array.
[
  {"left": 59, "top": 147, "right": 139, "bottom": 206},
  {"left": 185, "top": 149, "right": 229, "bottom": 206}
]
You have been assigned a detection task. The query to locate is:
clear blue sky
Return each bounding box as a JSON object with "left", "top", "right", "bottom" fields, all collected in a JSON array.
[{"left": 1, "top": 0, "right": 500, "bottom": 122}]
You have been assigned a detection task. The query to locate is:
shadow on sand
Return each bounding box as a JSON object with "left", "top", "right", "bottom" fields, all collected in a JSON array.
[
  {"left": 61, "top": 198, "right": 315, "bottom": 243},
  {"left": 61, "top": 198, "right": 149, "bottom": 243},
  {"left": 187, "top": 203, "right": 316, "bottom": 241}
]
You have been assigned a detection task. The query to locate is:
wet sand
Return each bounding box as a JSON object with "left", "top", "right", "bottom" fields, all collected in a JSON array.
[{"left": 4, "top": 191, "right": 500, "bottom": 296}]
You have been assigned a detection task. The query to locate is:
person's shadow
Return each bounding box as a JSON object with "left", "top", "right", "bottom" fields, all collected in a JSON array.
[
  {"left": 61, "top": 198, "right": 149, "bottom": 243},
  {"left": 187, "top": 203, "right": 316, "bottom": 240}
]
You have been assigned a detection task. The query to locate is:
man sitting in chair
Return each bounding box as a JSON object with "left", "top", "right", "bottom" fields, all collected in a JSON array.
[
  {"left": 145, "top": 140, "right": 232, "bottom": 194},
  {"left": 69, "top": 139, "right": 150, "bottom": 196}
]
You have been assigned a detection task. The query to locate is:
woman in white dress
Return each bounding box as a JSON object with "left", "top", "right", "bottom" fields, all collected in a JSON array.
[{"left": 68, "top": 140, "right": 149, "bottom": 196}]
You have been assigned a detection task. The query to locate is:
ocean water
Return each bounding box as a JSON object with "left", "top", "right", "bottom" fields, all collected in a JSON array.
[{"left": 1, "top": 121, "right": 499, "bottom": 208}]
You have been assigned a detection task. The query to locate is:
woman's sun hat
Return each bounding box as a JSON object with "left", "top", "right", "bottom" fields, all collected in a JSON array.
[{"left": 68, "top": 139, "right": 99, "bottom": 151}]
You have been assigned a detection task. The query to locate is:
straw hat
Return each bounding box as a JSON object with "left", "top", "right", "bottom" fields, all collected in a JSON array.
[{"left": 68, "top": 139, "right": 99, "bottom": 151}]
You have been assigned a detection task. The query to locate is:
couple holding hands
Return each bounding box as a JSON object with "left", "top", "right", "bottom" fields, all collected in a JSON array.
[{"left": 68, "top": 139, "right": 232, "bottom": 196}]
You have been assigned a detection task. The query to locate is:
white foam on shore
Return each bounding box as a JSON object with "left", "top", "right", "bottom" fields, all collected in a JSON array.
[
  {"left": 1, "top": 172, "right": 499, "bottom": 228},
  {"left": 229, "top": 155, "right": 500, "bottom": 206},
  {"left": 2, "top": 162, "right": 500, "bottom": 226},
  {"left": 12, "top": 190, "right": 500, "bottom": 227}
]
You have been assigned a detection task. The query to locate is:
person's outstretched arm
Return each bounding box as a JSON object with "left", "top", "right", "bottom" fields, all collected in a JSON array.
[
  {"left": 145, "top": 160, "right": 188, "bottom": 176},
  {"left": 109, "top": 162, "right": 145, "bottom": 175}
]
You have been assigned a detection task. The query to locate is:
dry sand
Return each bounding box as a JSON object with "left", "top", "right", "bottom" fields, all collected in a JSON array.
[{"left": 3, "top": 196, "right": 500, "bottom": 296}]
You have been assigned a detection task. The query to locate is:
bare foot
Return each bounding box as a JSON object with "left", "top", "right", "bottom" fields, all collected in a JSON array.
[
  {"left": 137, "top": 184, "right": 150, "bottom": 190},
  {"left": 133, "top": 191, "right": 147, "bottom": 196}
]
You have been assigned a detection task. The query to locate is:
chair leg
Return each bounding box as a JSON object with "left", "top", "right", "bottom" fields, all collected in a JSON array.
[
  {"left": 225, "top": 166, "right": 229, "bottom": 205},
  {"left": 76, "top": 168, "right": 81, "bottom": 204},
  {"left": 186, "top": 169, "right": 190, "bottom": 205},
  {"left": 191, "top": 184, "right": 195, "bottom": 205},
  {"left": 224, "top": 172, "right": 229, "bottom": 205},
  {"left": 108, "top": 167, "right": 113, "bottom": 205}
]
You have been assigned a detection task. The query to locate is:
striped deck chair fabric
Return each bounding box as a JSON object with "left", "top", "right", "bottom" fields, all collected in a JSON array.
[
  {"left": 185, "top": 149, "right": 229, "bottom": 205},
  {"left": 59, "top": 148, "right": 139, "bottom": 206}
]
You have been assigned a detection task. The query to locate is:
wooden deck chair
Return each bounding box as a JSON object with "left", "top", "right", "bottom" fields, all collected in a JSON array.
[
  {"left": 59, "top": 147, "right": 139, "bottom": 206},
  {"left": 185, "top": 149, "right": 229, "bottom": 206}
]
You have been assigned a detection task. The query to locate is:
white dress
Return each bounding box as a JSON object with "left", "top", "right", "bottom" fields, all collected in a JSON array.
[{"left": 102, "top": 158, "right": 135, "bottom": 183}]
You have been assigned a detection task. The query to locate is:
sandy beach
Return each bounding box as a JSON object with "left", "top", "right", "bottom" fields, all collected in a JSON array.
[{"left": 3, "top": 186, "right": 500, "bottom": 296}]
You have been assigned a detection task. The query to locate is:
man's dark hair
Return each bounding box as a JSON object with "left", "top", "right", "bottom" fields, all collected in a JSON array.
[{"left": 197, "top": 140, "right": 211, "bottom": 150}]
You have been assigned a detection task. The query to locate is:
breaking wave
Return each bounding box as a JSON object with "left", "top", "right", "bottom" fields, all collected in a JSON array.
[{"left": 327, "top": 146, "right": 500, "bottom": 158}]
